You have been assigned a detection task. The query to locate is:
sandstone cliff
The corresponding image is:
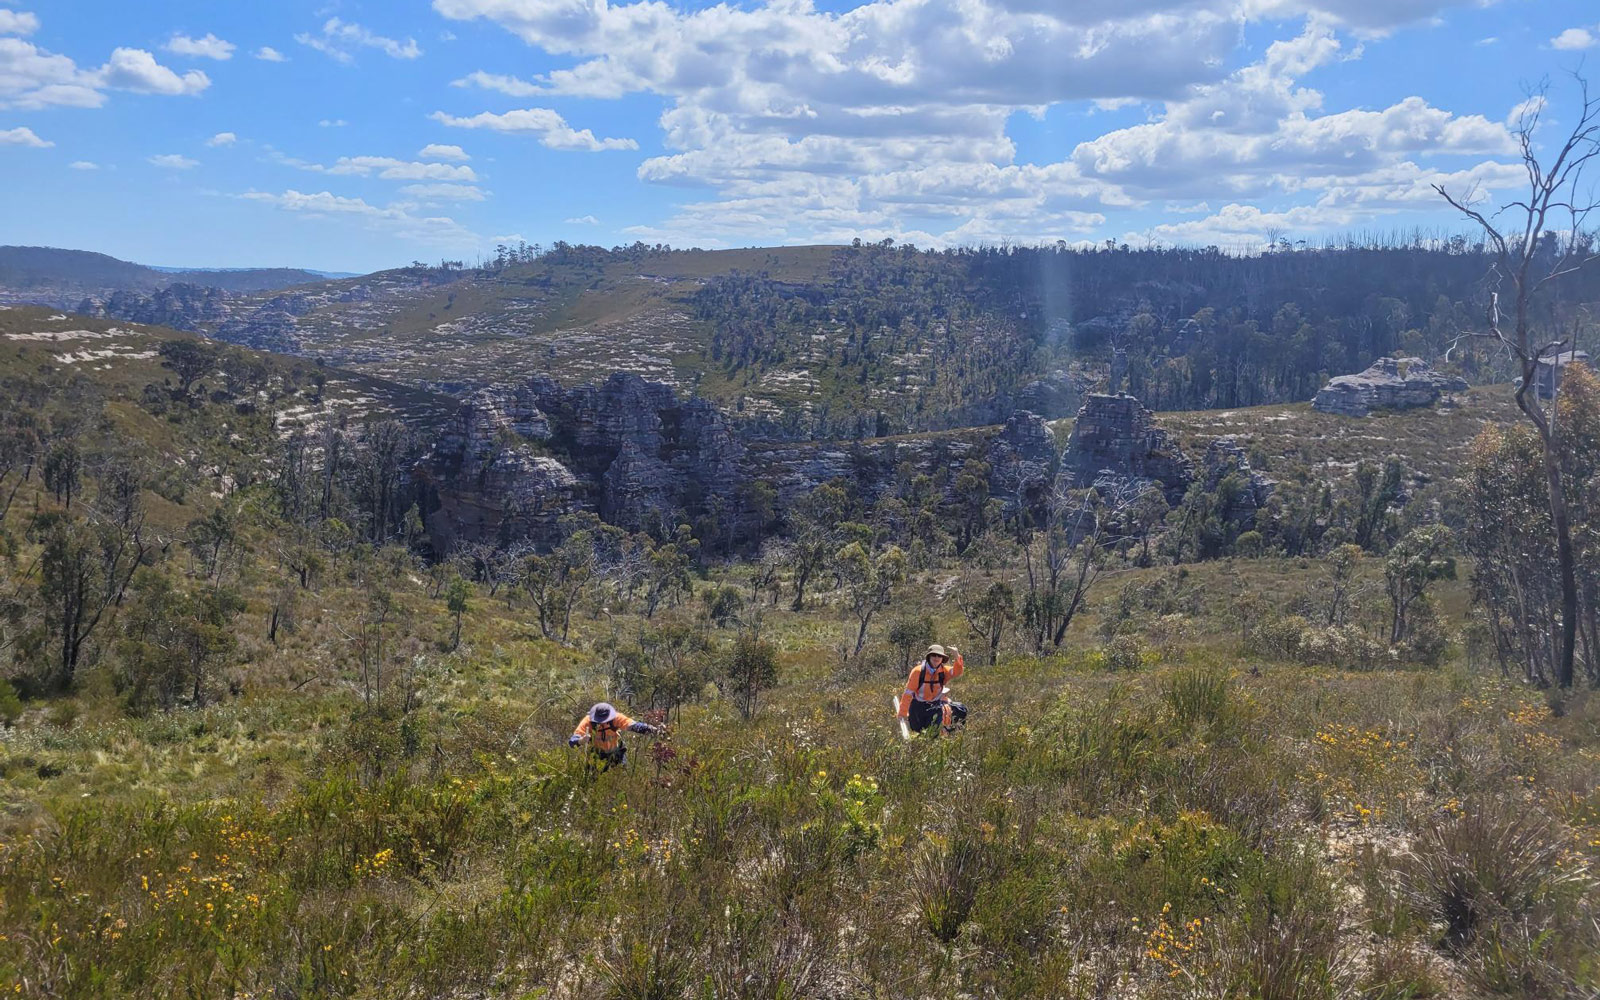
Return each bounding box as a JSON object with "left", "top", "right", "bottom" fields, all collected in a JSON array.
[
  {"left": 1312, "top": 357, "right": 1467, "bottom": 417},
  {"left": 1057, "top": 393, "right": 1194, "bottom": 505},
  {"left": 420, "top": 376, "right": 1264, "bottom": 554}
]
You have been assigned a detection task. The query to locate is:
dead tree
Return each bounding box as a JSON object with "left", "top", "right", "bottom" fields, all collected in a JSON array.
[{"left": 1435, "top": 79, "right": 1600, "bottom": 688}]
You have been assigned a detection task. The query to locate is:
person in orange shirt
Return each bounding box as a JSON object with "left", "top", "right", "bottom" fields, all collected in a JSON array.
[
  {"left": 897, "top": 644, "right": 967, "bottom": 736},
  {"left": 568, "top": 702, "right": 659, "bottom": 768}
]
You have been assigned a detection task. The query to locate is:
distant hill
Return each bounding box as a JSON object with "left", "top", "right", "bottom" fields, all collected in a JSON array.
[
  {"left": 0, "top": 246, "right": 337, "bottom": 305},
  {"left": 148, "top": 264, "right": 361, "bottom": 280}
]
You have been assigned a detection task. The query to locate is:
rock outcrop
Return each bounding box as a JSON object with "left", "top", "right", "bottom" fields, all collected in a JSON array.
[
  {"left": 417, "top": 387, "right": 580, "bottom": 552},
  {"left": 1058, "top": 393, "right": 1193, "bottom": 504},
  {"left": 423, "top": 370, "right": 1080, "bottom": 552},
  {"left": 421, "top": 373, "right": 747, "bottom": 550},
  {"left": 986, "top": 410, "right": 1058, "bottom": 514},
  {"left": 1312, "top": 357, "right": 1467, "bottom": 417},
  {"left": 1201, "top": 437, "right": 1275, "bottom": 528}
]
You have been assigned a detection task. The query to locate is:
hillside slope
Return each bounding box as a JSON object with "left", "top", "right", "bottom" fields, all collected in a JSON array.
[
  {"left": 0, "top": 305, "right": 454, "bottom": 529},
  {"left": 0, "top": 246, "right": 330, "bottom": 307}
]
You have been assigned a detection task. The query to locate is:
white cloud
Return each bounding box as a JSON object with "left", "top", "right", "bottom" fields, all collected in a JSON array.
[
  {"left": 0, "top": 125, "right": 50, "bottom": 147},
  {"left": 0, "top": 11, "right": 39, "bottom": 36},
  {"left": 70, "top": 160, "right": 98, "bottom": 169},
  {"left": 98, "top": 48, "right": 210, "bottom": 96},
  {"left": 1, "top": 37, "right": 210, "bottom": 109},
  {"left": 399, "top": 182, "right": 486, "bottom": 201},
  {"left": 1506, "top": 95, "right": 1546, "bottom": 128},
  {"left": 433, "top": 0, "right": 1519, "bottom": 246},
  {"left": 319, "top": 119, "right": 347, "bottom": 128},
  {"left": 419, "top": 142, "right": 470, "bottom": 161},
  {"left": 566, "top": 215, "right": 600, "bottom": 225},
  {"left": 255, "top": 46, "right": 287, "bottom": 62},
  {"left": 241, "top": 188, "right": 479, "bottom": 246},
  {"left": 206, "top": 131, "right": 237, "bottom": 147},
  {"left": 149, "top": 153, "right": 199, "bottom": 169},
  {"left": 430, "top": 108, "right": 637, "bottom": 151},
  {"left": 451, "top": 70, "right": 540, "bottom": 97},
  {"left": 296, "top": 18, "right": 421, "bottom": 63},
  {"left": 165, "top": 33, "right": 235, "bottom": 61},
  {"left": 285, "top": 154, "right": 480, "bottom": 181},
  {"left": 1242, "top": 0, "right": 1490, "bottom": 34},
  {"left": 1552, "top": 27, "right": 1597, "bottom": 51}
]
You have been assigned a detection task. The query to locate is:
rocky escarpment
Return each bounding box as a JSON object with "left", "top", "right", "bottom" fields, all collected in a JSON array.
[
  {"left": 1058, "top": 393, "right": 1194, "bottom": 505},
  {"left": 1312, "top": 357, "right": 1467, "bottom": 417},
  {"left": 745, "top": 409, "right": 1058, "bottom": 518},
  {"left": 77, "top": 283, "right": 229, "bottom": 332},
  {"left": 420, "top": 373, "right": 747, "bottom": 550},
  {"left": 422, "top": 371, "right": 1068, "bottom": 552},
  {"left": 422, "top": 375, "right": 1276, "bottom": 553}
]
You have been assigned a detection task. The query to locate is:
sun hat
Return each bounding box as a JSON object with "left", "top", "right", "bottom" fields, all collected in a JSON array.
[
  {"left": 925, "top": 644, "right": 947, "bottom": 660},
  {"left": 590, "top": 702, "right": 615, "bottom": 723}
]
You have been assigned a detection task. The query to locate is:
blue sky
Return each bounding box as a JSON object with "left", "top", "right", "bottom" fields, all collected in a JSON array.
[{"left": 1, "top": 0, "right": 1597, "bottom": 273}]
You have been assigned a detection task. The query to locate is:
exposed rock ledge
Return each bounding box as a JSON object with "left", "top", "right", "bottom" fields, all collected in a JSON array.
[{"left": 1312, "top": 357, "right": 1467, "bottom": 417}]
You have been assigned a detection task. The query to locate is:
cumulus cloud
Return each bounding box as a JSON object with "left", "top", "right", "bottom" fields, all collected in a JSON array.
[
  {"left": 296, "top": 18, "right": 421, "bottom": 63},
  {"left": 566, "top": 215, "right": 599, "bottom": 225},
  {"left": 0, "top": 10, "right": 39, "bottom": 36},
  {"left": 70, "top": 160, "right": 98, "bottom": 169},
  {"left": 430, "top": 108, "right": 637, "bottom": 151},
  {"left": 1552, "top": 27, "right": 1597, "bottom": 51},
  {"left": 98, "top": 48, "right": 211, "bottom": 96},
  {"left": 0, "top": 125, "right": 50, "bottom": 146},
  {"left": 206, "top": 131, "right": 237, "bottom": 147},
  {"left": 255, "top": 46, "right": 287, "bottom": 62},
  {"left": 275, "top": 151, "right": 480, "bottom": 181},
  {"left": 430, "top": 0, "right": 1516, "bottom": 246},
  {"left": 419, "top": 142, "right": 470, "bottom": 161},
  {"left": 1, "top": 35, "right": 210, "bottom": 109},
  {"left": 149, "top": 153, "right": 199, "bottom": 169},
  {"left": 241, "top": 188, "right": 478, "bottom": 246},
  {"left": 165, "top": 33, "right": 235, "bottom": 60}
]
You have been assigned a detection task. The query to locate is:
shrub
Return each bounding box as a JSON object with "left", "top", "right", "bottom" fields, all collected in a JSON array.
[
  {"left": 1163, "top": 667, "right": 1231, "bottom": 731},
  {"left": 1398, "top": 799, "right": 1580, "bottom": 949},
  {"left": 912, "top": 835, "right": 988, "bottom": 942},
  {"left": 1357, "top": 940, "right": 1445, "bottom": 999},
  {"left": 886, "top": 611, "right": 934, "bottom": 671},
  {"left": 0, "top": 679, "right": 21, "bottom": 726},
  {"left": 1102, "top": 634, "right": 1152, "bottom": 671},
  {"left": 723, "top": 633, "right": 778, "bottom": 719},
  {"left": 701, "top": 584, "right": 744, "bottom": 627}
]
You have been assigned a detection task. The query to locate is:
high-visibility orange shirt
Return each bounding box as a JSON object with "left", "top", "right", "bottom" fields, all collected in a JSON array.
[
  {"left": 574, "top": 713, "right": 636, "bottom": 752},
  {"left": 898, "top": 654, "right": 963, "bottom": 718}
]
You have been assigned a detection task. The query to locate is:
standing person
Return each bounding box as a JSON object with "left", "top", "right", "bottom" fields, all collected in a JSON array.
[
  {"left": 568, "top": 702, "right": 659, "bottom": 768},
  {"left": 897, "top": 644, "right": 967, "bottom": 736}
]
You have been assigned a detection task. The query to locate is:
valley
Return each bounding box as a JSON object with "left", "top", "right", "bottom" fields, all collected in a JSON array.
[{"left": 0, "top": 242, "right": 1595, "bottom": 1000}]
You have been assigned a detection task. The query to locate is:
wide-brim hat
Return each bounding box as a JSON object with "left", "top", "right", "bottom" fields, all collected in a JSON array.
[
  {"left": 590, "top": 702, "right": 615, "bottom": 723},
  {"left": 925, "top": 644, "right": 948, "bottom": 660}
]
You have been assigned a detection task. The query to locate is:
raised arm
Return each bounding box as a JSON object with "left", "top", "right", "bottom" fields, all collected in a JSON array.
[{"left": 948, "top": 649, "right": 964, "bottom": 680}]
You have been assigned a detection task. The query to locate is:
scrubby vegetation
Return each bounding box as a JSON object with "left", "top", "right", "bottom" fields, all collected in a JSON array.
[{"left": 2, "top": 313, "right": 1599, "bottom": 997}]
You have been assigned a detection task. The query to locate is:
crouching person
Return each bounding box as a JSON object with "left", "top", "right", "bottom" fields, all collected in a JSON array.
[
  {"left": 898, "top": 644, "right": 968, "bottom": 736},
  {"left": 568, "top": 702, "right": 659, "bottom": 768}
]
